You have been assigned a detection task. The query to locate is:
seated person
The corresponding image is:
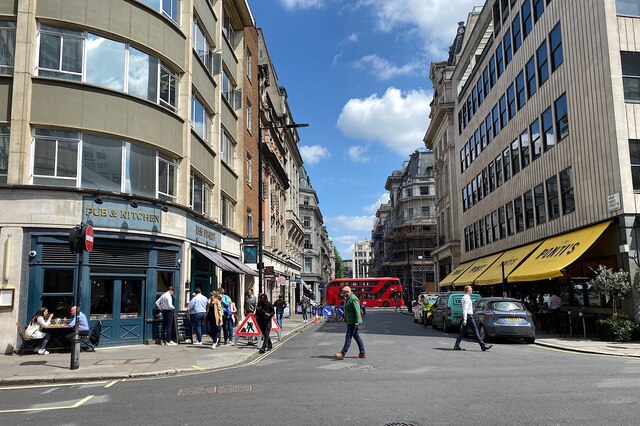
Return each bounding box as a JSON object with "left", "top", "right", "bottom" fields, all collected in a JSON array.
[
  {"left": 25, "top": 307, "right": 53, "bottom": 355},
  {"left": 65, "top": 306, "right": 90, "bottom": 344}
]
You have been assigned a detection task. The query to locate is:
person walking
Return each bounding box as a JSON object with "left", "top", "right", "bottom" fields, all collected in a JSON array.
[
  {"left": 188, "top": 287, "right": 208, "bottom": 345},
  {"left": 274, "top": 295, "right": 286, "bottom": 329},
  {"left": 334, "top": 286, "right": 366, "bottom": 359},
  {"left": 218, "top": 287, "right": 234, "bottom": 345},
  {"left": 255, "top": 293, "right": 274, "bottom": 354},
  {"left": 155, "top": 286, "right": 176, "bottom": 345},
  {"left": 300, "top": 295, "right": 310, "bottom": 322},
  {"left": 454, "top": 285, "right": 492, "bottom": 351},
  {"left": 244, "top": 288, "right": 257, "bottom": 345},
  {"left": 206, "top": 291, "right": 223, "bottom": 349}
]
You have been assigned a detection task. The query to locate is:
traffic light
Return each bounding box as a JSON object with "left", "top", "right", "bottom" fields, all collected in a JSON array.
[{"left": 68, "top": 225, "right": 93, "bottom": 253}]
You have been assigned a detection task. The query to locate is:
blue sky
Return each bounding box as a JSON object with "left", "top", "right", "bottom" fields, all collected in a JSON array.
[{"left": 249, "top": 0, "right": 477, "bottom": 258}]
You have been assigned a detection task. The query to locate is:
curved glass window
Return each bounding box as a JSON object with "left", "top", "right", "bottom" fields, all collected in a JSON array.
[
  {"left": 86, "top": 34, "right": 125, "bottom": 91},
  {"left": 0, "top": 21, "right": 16, "bottom": 75}
]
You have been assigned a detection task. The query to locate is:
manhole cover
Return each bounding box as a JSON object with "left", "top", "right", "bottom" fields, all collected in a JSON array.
[
  {"left": 382, "top": 423, "right": 421, "bottom": 426},
  {"left": 178, "top": 384, "right": 253, "bottom": 396},
  {"left": 126, "top": 358, "right": 159, "bottom": 364},
  {"left": 94, "top": 359, "right": 128, "bottom": 365},
  {"left": 347, "top": 365, "right": 375, "bottom": 370}
]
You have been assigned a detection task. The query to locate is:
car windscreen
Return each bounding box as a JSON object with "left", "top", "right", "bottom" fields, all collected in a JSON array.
[
  {"left": 489, "top": 301, "right": 526, "bottom": 312},
  {"left": 426, "top": 296, "right": 438, "bottom": 304}
]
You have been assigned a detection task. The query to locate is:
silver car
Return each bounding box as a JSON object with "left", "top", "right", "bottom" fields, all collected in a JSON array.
[{"left": 472, "top": 297, "right": 536, "bottom": 344}]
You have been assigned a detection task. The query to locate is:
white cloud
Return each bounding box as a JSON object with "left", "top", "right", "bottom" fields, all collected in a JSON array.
[
  {"left": 346, "top": 32, "right": 359, "bottom": 43},
  {"left": 355, "top": 0, "right": 478, "bottom": 56},
  {"left": 300, "top": 145, "right": 330, "bottom": 165},
  {"left": 325, "top": 215, "right": 375, "bottom": 232},
  {"left": 347, "top": 145, "right": 371, "bottom": 163},
  {"left": 364, "top": 192, "right": 390, "bottom": 214},
  {"left": 336, "top": 87, "right": 432, "bottom": 156},
  {"left": 332, "top": 50, "right": 343, "bottom": 67},
  {"left": 353, "top": 54, "right": 423, "bottom": 80},
  {"left": 278, "top": 0, "right": 325, "bottom": 10}
]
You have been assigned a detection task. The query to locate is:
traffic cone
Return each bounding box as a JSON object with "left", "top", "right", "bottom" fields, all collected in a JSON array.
[{"left": 313, "top": 312, "right": 320, "bottom": 323}]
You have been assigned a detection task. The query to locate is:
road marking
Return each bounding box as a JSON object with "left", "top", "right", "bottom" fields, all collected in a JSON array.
[
  {"left": 0, "top": 395, "right": 94, "bottom": 413},
  {"left": 192, "top": 365, "right": 204, "bottom": 371},
  {"left": 0, "top": 381, "right": 108, "bottom": 391},
  {"left": 104, "top": 380, "right": 119, "bottom": 388}
]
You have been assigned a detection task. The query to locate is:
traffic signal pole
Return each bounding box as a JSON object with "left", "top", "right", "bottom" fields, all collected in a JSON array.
[{"left": 68, "top": 224, "right": 93, "bottom": 370}]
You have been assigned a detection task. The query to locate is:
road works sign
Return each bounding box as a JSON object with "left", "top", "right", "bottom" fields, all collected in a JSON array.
[
  {"left": 270, "top": 317, "right": 281, "bottom": 332},
  {"left": 235, "top": 313, "right": 262, "bottom": 336}
]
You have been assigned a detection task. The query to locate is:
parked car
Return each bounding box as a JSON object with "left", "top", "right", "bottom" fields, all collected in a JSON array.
[
  {"left": 431, "top": 292, "right": 480, "bottom": 332},
  {"left": 472, "top": 297, "right": 536, "bottom": 343}
]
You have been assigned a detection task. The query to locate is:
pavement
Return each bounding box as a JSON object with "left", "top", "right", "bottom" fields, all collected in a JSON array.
[
  {"left": 0, "top": 315, "right": 315, "bottom": 386},
  {"left": 399, "top": 308, "right": 640, "bottom": 359}
]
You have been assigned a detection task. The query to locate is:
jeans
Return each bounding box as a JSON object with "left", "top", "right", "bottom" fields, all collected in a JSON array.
[
  {"left": 302, "top": 309, "right": 308, "bottom": 321},
  {"left": 455, "top": 316, "right": 487, "bottom": 349},
  {"left": 39, "top": 333, "right": 50, "bottom": 350},
  {"left": 161, "top": 309, "right": 174, "bottom": 343},
  {"left": 276, "top": 312, "right": 283, "bottom": 328},
  {"left": 223, "top": 315, "right": 234, "bottom": 343},
  {"left": 340, "top": 323, "right": 365, "bottom": 355},
  {"left": 191, "top": 312, "right": 205, "bottom": 342}
]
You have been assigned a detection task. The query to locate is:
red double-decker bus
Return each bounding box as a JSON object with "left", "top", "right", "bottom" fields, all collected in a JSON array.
[{"left": 325, "top": 277, "right": 404, "bottom": 308}]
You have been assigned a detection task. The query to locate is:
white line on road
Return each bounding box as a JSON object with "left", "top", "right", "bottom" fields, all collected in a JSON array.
[{"left": 0, "top": 395, "right": 95, "bottom": 413}]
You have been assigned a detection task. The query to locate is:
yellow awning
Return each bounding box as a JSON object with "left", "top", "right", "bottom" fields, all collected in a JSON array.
[
  {"left": 453, "top": 253, "right": 504, "bottom": 286},
  {"left": 438, "top": 260, "right": 475, "bottom": 286},
  {"left": 508, "top": 221, "right": 611, "bottom": 283},
  {"left": 473, "top": 242, "right": 542, "bottom": 286}
]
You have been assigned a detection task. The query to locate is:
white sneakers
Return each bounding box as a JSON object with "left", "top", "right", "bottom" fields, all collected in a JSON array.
[
  {"left": 194, "top": 341, "right": 202, "bottom": 345},
  {"left": 211, "top": 339, "right": 219, "bottom": 349},
  {"left": 167, "top": 341, "right": 177, "bottom": 346},
  {"left": 37, "top": 349, "right": 49, "bottom": 355}
]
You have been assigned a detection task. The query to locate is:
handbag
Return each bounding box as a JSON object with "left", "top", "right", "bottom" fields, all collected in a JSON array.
[{"left": 25, "top": 322, "right": 40, "bottom": 339}]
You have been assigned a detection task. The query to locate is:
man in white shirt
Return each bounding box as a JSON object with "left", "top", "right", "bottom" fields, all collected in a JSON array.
[
  {"left": 454, "top": 285, "right": 492, "bottom": 351},
  {"left": 188, "top": 287, "right": 209, "bottom": 345},
  {"left": 548, "top": 292, "right": 562, "bottom": 332},
  {"left": 155, "top": 286, "right": 176, "bottom": 345}
]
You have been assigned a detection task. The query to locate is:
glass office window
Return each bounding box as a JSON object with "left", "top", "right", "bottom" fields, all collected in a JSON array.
[
  {"left": 534, "top": 183, "right": 546, "bottom": 224},
  {"left": 499, "top": 95, "right": 508, "bottom": 128},
  {"left": 621, "top": 51, "right": 640, "bottom": 102},
  {"left": 511, "top": 139, "right": 520, "bottom": 175},
  {"left": 128, "top": 47, "right": 158, "bottom": 101},
  {"left": 495, "top": 155, "right": 503, "bottom": 187},
  {"left": 85, "top": 34, "right": 125, "bottom": 91},
  {"left": 492, "top": 210, "right": 499, "bottom": 241},
  {"left": 531, "top": 118, "right": 541, "bottom": 161},
  {"left": 489, "top": 162, "right": 496, "bottom": 192},
  {"left": 32, "top": 129, "right": 80, "bottom": 187},
  {"left": 514, "top": 196, "right": 524, "bottom": 233},
  {"left": 503, "top": 147, "right": 511, "bottom": 182},
  {"left": 516, "top": 70, "right": 526, "bottom": 110},
  {"left": 507, "top": 83, "right": 516, "bottom": 119},
  {"left": 0, "top": 21, "right": 16, "bottom": 75},
  {"left": 191, "top": 95, "right": 209, "bottom": 141},
  {"left": 522, "top": 0, "right": 533, "bottom": 39},
  {"left": 489, "top": 56, "right": 497, "bottom": 86},
  {"left": 541, "top": 106, "right": 555, "bottom": 151},
  {"left": 493, "top": 104, "right": 501, "bottom": 136},
  {"left": 496, "top": 42, "right": 504, "bottom": 77},
  {"left": 549, "top": 23, "right": 563, "bottom": 71},
  {"left": 617, "top": 0, "right": 640, "bottom": 16},
  {"left": 38, "top": 26, "right": 83, "bottom": 80},
  {"left": 486, "top": 114, "right": 494, "bottom": 144},
  {"left": 533, "top": 0, "right": 545, "bottom": 22},
  {"left": 555, "top": 93, "right": 569, "bottom": 140},
  {"left": 81, "top": 134, "right": 122, "bottom": 192},
  {"left": 520, "top": 128, "right": 530, "bottom": 169},
  {"left": 537, "top": 41, "right": 549, "bottom": 86},
  {"left": 498, "top": 206, "right": 506, "bottom": 239},
  {"left": 483, "top": 66, "right": 491, "bottom": 96},
  {"left": 526, "top": 56, "right": 537, "bottom": 98},
  {"left": 506, "top": 201, "right": 515, "bottom": 236},
  {"left": 125, "top": 142, "right": 156, "bottom": 198},
  {"left": 546, "top": 175, "right": 560, "bottom": 220},
  {"left": 524, "top": 190, "right": 535, "bottom": 228},
  {"left": 480, "top": 122, "right": 487, "bottom": 150},
  {"left": 504, "top": 29, "right": 513, "bottom": 66},
  {"left": 158, "top": 156, "right": 177, "bottom": 200},
  {"left": 512, "top": 13, "right": 522, "bottom": 52},
  {"left": 560, "top": 167, "right": 575, "bottom": 213}
]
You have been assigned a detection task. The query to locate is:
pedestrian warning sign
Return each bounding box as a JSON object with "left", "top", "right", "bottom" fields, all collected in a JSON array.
[
  {"left": 235, "top": 313, "right": 262, "bottom": 336},
  {"left": 271, "top": 317, "right": 281, "bottom": 332}
]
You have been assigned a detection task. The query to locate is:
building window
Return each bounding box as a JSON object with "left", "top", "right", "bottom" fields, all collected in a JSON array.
[
  {"left": 507, "top": 84, "right": 516, "bottom": 120},
  {"left": 503, "top": 29, "right": 513, "bottom": 66},
  {"left": 405, "top": 188, "right": 413, "bottom": 198},
  {"left": 483, "top": 66, "right": 491, "bottom": 96},
  {"left": 303, "top": 195, "right": 310, "bottom": 206},
  {"left": 537, "top": 41, "right": 549, "bottom": 86},
  {"left": 515, "top": 71, "right": 526, "bottom": 110},
  {"left": 485, "top": 214, "right": 492, "bottom": 244},
  {"left": 560, "top": 167, "right": 575, "bottom": 213},
  {"left": 38, "top": 25, "right": 178, "bottom": 110},
  {"left": 246, "top": 154, "right": 252, "bottom": 186},
  {"left": 486, "top": 114, "right": 494, "bottom": 144},
  {"left": 246, "top": 49, "right": 252, "bottom": 79},
  {"left": 511, "top": 139, "right": 520, "bottom": 176},
  {"left": 222, "top": 7, "right": 236, "bottom": 46},
  {"left": 621, "top": 51, "right": 640, "bottom": 102},
  {"left": 499, "top": 95, "right": 508, "bottom": 128},
  {"left": 406, "top": 208, "right": 414, "bottom": 219},
  {"left": 221, "top": 196, "right": 236, "bottom": 229},
  {"left": 489, "top": 56, "right": 497, "bottom": 86},
  {"left": 506, "top": 202, "right": 515, "bottom": 236},
  {"left": 138, "top": 0, "right": 179, "bottom": 22},
  {"left": 304, "top": 236, "right": 311, "bottom": 249},
  {"left": 549, "top": 23, "right": 563, "bottom": 71},
  {"left": 303, "top": 216, "right": 310, "bottom": 228},
  {"left": 520, "top": 128, "right": 530, "bottom": 169},
  {"left": 190, "top": 172, "right": 211, "bottom": 216},
  {"left": 480, "top": 122, "right": 487, "bottom": 150},
  {"left": 531, "top": 118, "right": 541, "bottom": 161},
  {"left": 304, "top": 257, "right": 312, "bottom": 273},
  {"left": 533, "top": 0, "right": 545, "bottom": 22},
  {"left": 503, "top": 148, "right": 511, "bottom": 182},
  {"left": 246, "top": 101, "right": 252, "bottom": 133},
  {"left": 498, "top": 206, "right": 506, "bottom": 239},
  {"left": 462, "top": 188, "right": 468, "bottom": 212},
  {"left": 541, "top": 106, "right": 555, "bottom": 152},
  {"left": 492, "top": 210, "right": 499, "bottom": 242},
  {"left": 32, "top": 129, "right": 80, "bottom": 187},
  {"left": 476, "top": 174, "right": 483, "bottom": 201},
  {"left": 495, "top": 155, "right": 503, "bottom": 187},
  {"left": 546, "top": 175, "right": 560, "bottom": 220},
  {"left": 420, "top": 186, "right": 429, "bottom": 195},
  {"left": 482, "top": 168, "right": 489, "bottom": 195},
  {"left": 422, "top": 206, "right": 430, "bottom": 217},
  {"left": 471, "top": 179, "right": 477, "bottom": 205},
  {"left": 522, "top": 0, "right": 533, "bottom": 39},
  {"left": 492, "top": 104, "right": 501, "bottom": 136},
  {"left": 630, "top": 139, "right": 640, "bottom": 191},
  {"left": 0, "top": 21, "right": 16, "bottom": 75},
  {"left": 489, "top": 162, "right": 496, "bottom": 192},
  {"left": 157, "top": 155, "right": 178, "bottom": 201},
  {"left": 477, "top": 78, "right": 484, "bottom": 106},
  {"left": 617, "top": 0, "right": 640, "bottom": 16},
  {"left": 524, "top": 190, "right": 534, "bottom": 228},
  {"left": 246, "top": 209, "right": 253, "bottom": 235},
  {"left": 514, "top": 196, "right": 524, "bottom": 233},
  {"left": 220, "top": 129, "right": 236, "bottom": 169},
  {"left": 526, "top": 56, "right": 537, "bottom": 98},
  {"left": 193, "top": 18, "right": 214, "bottom": 73},
  {"left": 496, "top": 42, "right": 504, "bottom": 78},
  {"left": 534, "top": 183, "right": 546, "bottom": 224},
  {"left": 512, "top": 13, "right": 522, "bottom": 52},
  {"left": 0, "top": 126, "right": 8, "bottom": 183},
  {"left": 555, "top": 93, "right": 569, "bottom": 140},
  {"left": 191, "top": 95, "right": 210, "bottom": 141}
]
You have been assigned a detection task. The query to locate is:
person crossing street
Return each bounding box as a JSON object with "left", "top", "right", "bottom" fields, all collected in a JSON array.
[
  {"left": 454, "top": 285, "right": 492, "bottom": 352},
  {"left": 334, "top": 286, "right": 366, "bottom": 359}
]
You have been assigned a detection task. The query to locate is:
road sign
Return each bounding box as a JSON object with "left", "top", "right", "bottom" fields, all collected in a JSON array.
[
  {"left": 84, "top": 225, "right": 94, "bottom": 252},
  {"left": 243, "top": 237, "right": 259, "bottom": 245},
  {"left": 337, "top": 306, "right": 344, "bottom": 317},
  {"left": 323, "top": 306, "right": 333, "bottom": 317},
  {"left": 318, "top": 284, "right": 325, "bottom": 292},
  {"left": 265, "top": 266, "right": 275, "bottom": 278},
  {"left": 295, "top": 277, "right": 301, "bottom": 284},
  {"left": 235, "top": 313, "right": 262, "bottom": 336},
  {"left": 270, "top": 317, "right": 281, "bottom": 332}
]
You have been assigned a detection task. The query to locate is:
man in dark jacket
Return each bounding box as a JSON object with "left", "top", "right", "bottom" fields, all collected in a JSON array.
[
  {"left": 255, "top": 293, "right": 274, "bottom": 354},
  {"left": 273, "top": 295, "right": 286, "bottom": 329},
  {"left": 334, "top": 286, "right": 366, "bottom": 359}
]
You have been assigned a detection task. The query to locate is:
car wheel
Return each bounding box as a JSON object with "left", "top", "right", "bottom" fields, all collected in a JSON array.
[
  {"left": 382, "top": 301, "right": 390, "bottom": 308},
  {"left": 442, "top": 318, "right": 449, "bottom": 333},
  {"left": 479, "top": 325, "right": 489, "bottom": 342},
  {"left": 524, "top": 337, "right": 535, "bottom": 344}
]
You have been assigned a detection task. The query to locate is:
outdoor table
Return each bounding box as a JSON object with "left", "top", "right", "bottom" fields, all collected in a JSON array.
[{"left": 42, "top": 324, "right": 73, "bottom": 350}]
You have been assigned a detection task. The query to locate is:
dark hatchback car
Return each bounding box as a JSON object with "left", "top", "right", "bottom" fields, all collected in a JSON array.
[{"left": 472, "top": 297, "right": 536, "bottom": 344}]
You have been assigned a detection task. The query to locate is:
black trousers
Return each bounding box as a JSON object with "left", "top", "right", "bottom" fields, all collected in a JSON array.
[
  {"left": 455, "top": 316, "right": 486, "bottom": 349},
  {"left": 259, "top": 323, "right": 272, "bottom": 350}
]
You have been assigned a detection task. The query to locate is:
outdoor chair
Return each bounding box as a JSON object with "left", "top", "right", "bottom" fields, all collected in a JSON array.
[
  {"left": 15, "top": 322, "right": 41, "bottom": 356},
  {"left": 80, "top": 320, "right": 102, "bottom": 352}
]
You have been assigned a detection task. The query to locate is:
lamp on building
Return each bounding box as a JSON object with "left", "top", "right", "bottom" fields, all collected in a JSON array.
[
  {"left": 94, "top": 191, "right": 103, "bottom": 205},
  {"left": 257, "top": 67, "right": 309, "bottom": 294},
  {"left": 161, "top": 203, "right": 169, "bottom": 213},
  {"left": 129, "top": 195, "right": 139, "bottom": 209}
]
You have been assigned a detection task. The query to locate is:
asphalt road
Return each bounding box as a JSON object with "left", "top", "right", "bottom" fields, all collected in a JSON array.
[{"left": 1, "top": 310, "right": 639, "bottom": 425}]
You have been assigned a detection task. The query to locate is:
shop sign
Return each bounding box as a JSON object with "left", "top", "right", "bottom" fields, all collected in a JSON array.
[
  {"left": 83, "top": 197, "right": 161, "bottom": 233},
  {"left": 608, "top": 193, "right": 621, "bottom": 212},
  {"left": 186, "top": 216, "right": 220, "bottom": 249},
  {"left": 264, "top": 266, "right": 275, "bottom": 278}
]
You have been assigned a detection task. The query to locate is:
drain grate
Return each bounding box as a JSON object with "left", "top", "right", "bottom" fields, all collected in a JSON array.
[
  {"left": 126, "top": 358, "right": 159, "bottom": 364},
  {"left": 347, "top": 365, "right": 375, "bottom": 370},
  {"left": 94, "top": 359, "right": 128, "bottom": 365},
  {"left": 178, "top": 384, "right": 253, "bottom": 396},
  {"left": 382, "top": 423, "right": 421, "bottom": 426}
]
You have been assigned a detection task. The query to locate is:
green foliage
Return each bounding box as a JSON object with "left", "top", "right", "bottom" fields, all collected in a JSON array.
[
  {"left": 333, "top": 246, "right": 344, "bottom": 278},
  {"left": 597, "top": 314, "right": 637, "bottom": 342},
  {"left": 588, "top": 265, "right": 633, "bottom": 315}
]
